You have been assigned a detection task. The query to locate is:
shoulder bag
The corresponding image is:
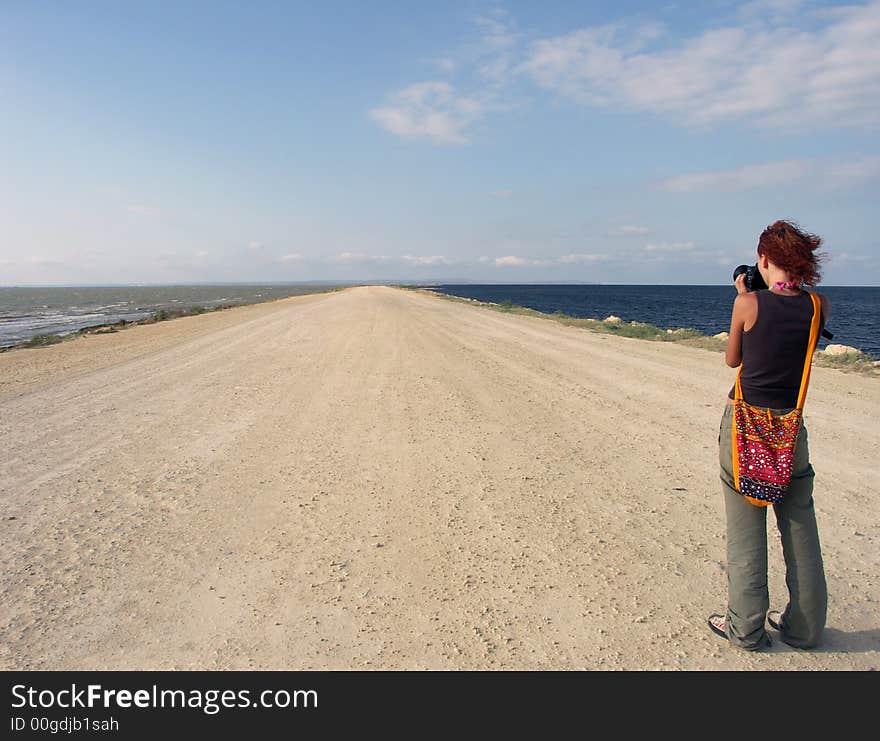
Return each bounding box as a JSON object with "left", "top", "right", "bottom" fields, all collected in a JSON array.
[{"left": 732, "top": 291, "right": 822, "bottom": 507}]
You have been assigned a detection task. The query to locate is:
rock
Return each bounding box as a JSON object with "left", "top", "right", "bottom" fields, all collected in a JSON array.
[
  {"left": 603, "top": 315, "right": 622, "bottom": 324},
  {"left": 822, "top": 344, "right": 862, "bottom": 356},
  {"left": 713, "top": 332, "right": 729, "bottom": 340}
]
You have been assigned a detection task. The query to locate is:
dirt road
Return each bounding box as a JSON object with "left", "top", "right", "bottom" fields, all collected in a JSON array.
[{"left": 1, "top": 285, "right": 877, "bottom": 669}]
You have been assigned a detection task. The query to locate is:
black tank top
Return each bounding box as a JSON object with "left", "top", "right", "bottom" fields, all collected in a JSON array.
[{"left": 727, "top": 290, "right": 825, "bottom": 409}]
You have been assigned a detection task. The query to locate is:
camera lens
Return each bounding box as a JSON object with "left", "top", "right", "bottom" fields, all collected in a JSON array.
[{"left": 748, "top": 264, "right": 767, "bottom": 291}]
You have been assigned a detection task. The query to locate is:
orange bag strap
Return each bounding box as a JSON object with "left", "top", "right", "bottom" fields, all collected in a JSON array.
[
  {"left": 796, "top": 291, "right": 822, "bottom": 411},
  {"left": 734, "top": 291, "right": 821, "bottom": 409}
]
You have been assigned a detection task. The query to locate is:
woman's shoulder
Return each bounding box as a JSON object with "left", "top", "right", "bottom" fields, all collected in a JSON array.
[
  {"left": 734, "top": 290, "right": 759, "bottom": 307},
  {"left": 732, "top": 290, "right": 758, "bottom": 317}
]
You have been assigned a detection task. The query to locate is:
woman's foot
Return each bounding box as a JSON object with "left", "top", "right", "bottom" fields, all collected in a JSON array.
[
  {"left": 767, "top": 610, "right": 782, "bottom": 631},
  {"left": 708, "top": 613, "right": 772, "bottom": 649},
  {"left": 707, "top": 614, "right": 728, "bottom": 640}
]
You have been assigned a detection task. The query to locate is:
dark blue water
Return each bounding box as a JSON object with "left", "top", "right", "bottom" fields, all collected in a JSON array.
[{"left": 432, "top": 285, "right": 880, "bottom": 360}]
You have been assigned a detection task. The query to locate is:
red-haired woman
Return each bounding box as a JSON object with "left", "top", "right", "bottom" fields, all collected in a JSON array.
[{"left": 708, "top": 220, "right": 830, "bottom": 651}]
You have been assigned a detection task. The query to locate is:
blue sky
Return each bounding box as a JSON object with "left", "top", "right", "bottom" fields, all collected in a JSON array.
[{"left": 2, "top": 0, "right": 878, "bottom": 285}]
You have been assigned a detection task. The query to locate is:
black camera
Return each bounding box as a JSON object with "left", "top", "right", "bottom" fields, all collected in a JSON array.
[{"left": 733, "top": 263, "right": 768, "bottom": 291}]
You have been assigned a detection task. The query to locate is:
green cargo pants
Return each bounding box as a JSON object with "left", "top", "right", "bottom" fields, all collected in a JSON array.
[{"left": 718, "top": 402, "right": 827, "bottom": 650}]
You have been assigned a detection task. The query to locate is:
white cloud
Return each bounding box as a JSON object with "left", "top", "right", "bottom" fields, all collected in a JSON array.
[
  {"left": 833, "top": 252, "right": 873, "bottom": 263},
  {"left": 436, "top": 57, "right": 456, "bottom": 73},
  {"left": 660, "top": 160, "right": 812, "bottom": 191},
  {"left": 660, "top": 156, "right": 880, "bottom": 192},
  {"left": 643, "top": 241, "right": 697, "bottom": 253},
  {"left": 557, "top": 253, "right": 611, "bottom": 263},
  {"left": 331, "top": 252, "right": 390, "bottom": 263},
  {"left": 520, "top": 1, "right": 880, "bottom": 130},
  {"left": 194, "top": 250, "right": 209, "bottom": 258},
  {"left": 472, "top": 11, "right": 519, "bottom": 49},
  {"left": 126, "top": 205, "right": 160, "bottom": 216},
  {"left": 617, "top": 224, "right": 651, "bottom": 235},
  {"left": 370, "top": 82, "right": 487, "bottom": 145},
  {"left": 279, "top": 253, "right": 303, "bottom": 263},
  {"left": 373, "top": 3, "right": 880, "bottom": 150},
  {"left": 825, "top": 156, "right": 880, "bottom": 188},
  {"left": 247, "top": 241, "right": 264, "bottom": 250},
  {"left": 370, "top": 12, "right": 523, "bottom": 145},
  {"left": 401, "top": 254, "right": 452, "bottom": 265},
  {"left": 472, "top": 11, "right": 522, "bottom": 84},
  {"left": 495, "top": 255, "right": 530, "bottom": 266},
  {"left": 27, "top": 255, "right": 64, "bottom": 266}
]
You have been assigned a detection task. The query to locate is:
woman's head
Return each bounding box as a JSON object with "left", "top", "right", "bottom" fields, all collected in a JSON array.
[{"left": 757, "top": 220, "right": 825, "bottom": 286}]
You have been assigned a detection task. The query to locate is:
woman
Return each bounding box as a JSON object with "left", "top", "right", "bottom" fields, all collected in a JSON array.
[{"left": 708, "top": 220, "right": 830, "bottom": 651}]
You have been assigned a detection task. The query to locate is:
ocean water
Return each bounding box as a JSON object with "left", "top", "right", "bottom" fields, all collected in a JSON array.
[
  {"left": 0, "top": 284, "right": 348, "bottom": 348},
  {"left": 431, "top": 284, "right": 880, "bottom": 360}
]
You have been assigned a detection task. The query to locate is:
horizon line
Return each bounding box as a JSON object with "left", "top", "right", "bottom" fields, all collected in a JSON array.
[{"left": 1, "top": 281, "right": 877, "bottom": 289}]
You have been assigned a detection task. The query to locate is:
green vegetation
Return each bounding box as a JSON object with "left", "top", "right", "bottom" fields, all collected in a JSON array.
[
  {"left": 813, "top": 349, "right": 878, "bottom": 374},
  {"left": 150, "top": 303, "right": 240, "bottom": 323},
  {"left": 24, "top": 334, "right": 64, "bottom": 347}
]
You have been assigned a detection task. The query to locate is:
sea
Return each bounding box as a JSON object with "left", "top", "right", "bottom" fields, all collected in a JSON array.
[
  {"left": 430, "top": 284, "right": 880, "bottom": 360},
  {"left": 1, "top": 283, "right": 877, "bottom": 360},
  {"left": 0, "top": 284, "right": 348, "bottom": 349}
]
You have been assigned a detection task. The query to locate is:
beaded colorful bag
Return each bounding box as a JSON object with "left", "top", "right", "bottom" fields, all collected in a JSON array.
[{"left": 732, "top": 292, "right": 822, "bottom": 507}]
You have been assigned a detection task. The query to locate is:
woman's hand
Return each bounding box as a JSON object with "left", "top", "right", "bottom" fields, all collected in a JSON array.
[{"left": 734, "top": 272, "right": 748, "bottom": 295}]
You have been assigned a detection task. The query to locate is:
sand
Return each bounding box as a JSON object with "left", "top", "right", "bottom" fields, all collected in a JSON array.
[{"left": 0, "top": 285, "right": 877, "bottom": 670}]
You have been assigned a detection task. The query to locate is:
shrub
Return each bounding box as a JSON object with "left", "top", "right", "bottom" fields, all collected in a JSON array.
[
  {"left": 814, "top": 350, "right": 878, "bottom": 375},
  {"left": 25, "top": 334, "right": 63, "bottom": 347}
]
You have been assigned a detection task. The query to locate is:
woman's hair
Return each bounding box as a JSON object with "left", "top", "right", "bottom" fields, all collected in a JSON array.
[{"left": 757, "top": 220, "right": 826, "bottom": 286}]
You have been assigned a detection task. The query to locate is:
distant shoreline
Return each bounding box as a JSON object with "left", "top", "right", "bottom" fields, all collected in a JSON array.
[{"left": 0, "top": 285, "right": 347, "bottom": 353}]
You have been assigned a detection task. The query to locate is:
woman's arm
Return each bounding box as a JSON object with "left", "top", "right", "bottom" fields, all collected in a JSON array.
[
  {"left": 819, "top": 292, "right": 831, "bottom": 322},
  {"left": 725, "top": 295, "right": 747, "bottom": 367},
  {"left": 725, "top": 274, "right": 756, "bottom": 367}
]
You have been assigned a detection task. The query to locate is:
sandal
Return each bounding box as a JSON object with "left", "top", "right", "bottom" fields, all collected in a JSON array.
[
  {"left": 708, "top": 613, "right": 773, "bottom": 649},
  {"left": 767, "top": 611, "right": 782, "bottom": 631},
  {"left": 707, "top": 614, "right": 728, "bottom": 640}
]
